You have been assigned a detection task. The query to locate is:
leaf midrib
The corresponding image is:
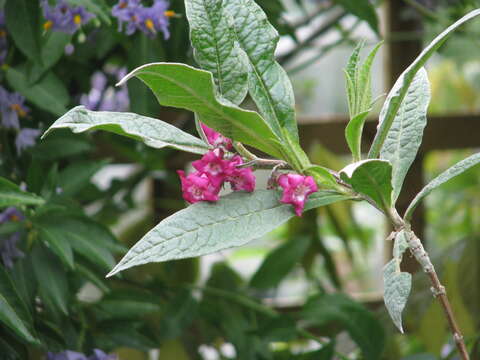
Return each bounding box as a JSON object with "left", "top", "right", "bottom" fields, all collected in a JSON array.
[{"left": 136, "top": 69, "right": 280, "bottom": 155}]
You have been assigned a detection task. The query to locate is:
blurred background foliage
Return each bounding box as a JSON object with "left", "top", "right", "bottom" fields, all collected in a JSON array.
[{"left": 0, "top": 0, "right": 479, "bottom": 359}]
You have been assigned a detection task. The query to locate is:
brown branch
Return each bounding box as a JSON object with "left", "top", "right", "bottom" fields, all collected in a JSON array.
[{"left": 405, "top": 231, "right": 470, "bottom": 360}]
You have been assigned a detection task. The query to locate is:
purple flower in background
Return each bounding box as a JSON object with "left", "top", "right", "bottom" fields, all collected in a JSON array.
[
  {"left": 41, "top": 0, "right": 95, "bottom": 34},
  {"left": 0, "top": 207, "right": 25, "bottom": 269},
  {"left": 46, "top": 351, "right": 87, "bottom": 360},
  {"left": 112, "top": 0, "right": 142, "bottom": 35},
  {"left": 112, "top": 0, "right": 173, "bottom": 39},
  {"left": 88, "top": 349, "right": 117, "bottom": 360},
  {"left": 138, "top": 0, "right": 171, "bottom": 39},
  {"left": 0, "top": 86, "right": 29, "bottom": 129},
  {"left": 0, "top": 233, "right": 24, "bottom": 269},
  {"left": 0, "top": 207, "right": 24, "bottom": 224},
  {"left": 80, "top": 67, "right": 129, "bottom": 112},
  {"left": 46, "top": 350, "right": 117, "bottom": 360},
  {"left": 15, "top": 128, "right": 41, "bottom": 154}
]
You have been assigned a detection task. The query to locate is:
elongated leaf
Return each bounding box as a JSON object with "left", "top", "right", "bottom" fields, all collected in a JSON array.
[
  {"left": 32, "top": 245, "right": 69, "bottom": 316},
  {"left": 0, "top": 266, "right": 37, "bottom": 344},
  {"left": 340, "top": 159, "right": 393, "bottom": 210},
  {"left": 224, "top": 0, "right": 298, "bottom": 141},
  {"left": 345, "top": 111, "right": 369, "bottom": 162},
  {"left": 57, "top": 160, "right": 107, "bottom": 196},
  {"left": 43, "top": 106, "right": 208, "bottom": 155},
  {"left": 405, "top": 152, "right": 480, "bottom": 221},
  {"left": 4, "top": 0, "right": 41, "bottom": 61},
  {"left": 250, "top": 236, "right": 311, "bottom": 289},
  {"left": 36, "top": 226, "right": 74, "bottom": 270},
  {"left": 185, "top": 0, "right": 248, "bottom": 105},
  {"left": 29, "top": 32, "right": 72, "bottom": 83},
  {"left": 0, "top": 295, "right": 37, "bottom": 344},
  {"left": 0, "top": 177, "right": 45, "bottom": 207},
  {"left": 383, "top": 260, "right": 411, "bottom": 333},
  {"left": 34, "top": 215, "right": 117, "bottom": 271},
  {"left": 369, "top": 9, "right": 480, "bottom": 158},
  {"left": 380, "top": 68, "right": 430, "bottom": 202},
  {"left": 107, "top": 190, "right": 350, "bottom": 276},
  {"left": 118, "top": 63, "right": 283, "bottom": 158},
  {"left": 302, "top": 293, "right": 385, "bottom": 360},
  {"left": 6, "top": 68, "right": 68, "bottom": 116}
]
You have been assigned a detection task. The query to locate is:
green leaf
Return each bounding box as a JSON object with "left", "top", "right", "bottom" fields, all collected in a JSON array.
[
  {"left": 302, "top": 293, "right": 385, "bottom": 360},
  {"left": 127, "top": 34, "right": 166, "bottom": 116},
  {"left": 34, "top": 215, "right": 117, "bottom": 271},
  {"left": 457, "top": 236, "right": 480, "bottom": 323},
  {"left": 305, "top": 166, "right": 337, "bottom": 188},
  {"left": 6, "top": 68, "right": 68, "bottom": 116},
  {"left": 368, "top": 9, "right": 480, "bottom": 158},
  {"left": 118, "top": 62, "right": 283, "bottom": 158},
  {"left": 0, "top": 295, "right": 37, "bottom": 344},
  {"left": 383, "top": 260, "right": 412, "bottom": 333},
  {"left": 4, "top": 0, "right": 41, "bottom": 61},
  {"left": 344, "top": 42, "right": 382, "bottom": 161},
  {"left": 224, "top": 0, "right": 298, "bottom": 141},
  {"left": 334, "top": 0, "right": 378, "bottom": 34},
  {"left": 107, "top": 190, "right": 348, "bottom": 276},
  {"left": 345, "top": 111, "right": 369, "bottom": 162},
  {"left": 250, "top": 236, "right": 311, "bottom": 289},
  {"left": 28, "top": 32, "right": 72, "bottom": 83},
  {"left": 404, "top": 152, "right": 480, "bottom": 221},
  {"left": 340, "top": 159, "right": 393, "bottom": 210},
  {"left": 43, "top": 106, "right": 209, "bottom": 155},
  {"left": 0, "top": 177, "right": 45, "bottom": 208},
  {"left": 31, "top": 133, "right": 92, "bottom": 160},
  {"left": 32, "top": 245, "right": 69, "bottom": 316},
  {"left": 0, "top": 266, "right": 37, "bottom": 344},
  {"left": 36, "top": 226, "right": 74, "bottom": 270},
  {"left": 185, "top": 0, "right": 248, "bottom": 105},
  {"left": 95, "top": 299, "right": 161, "bottom": 320},
  {"left": 57, "top": 160, "right": 107, "bottom": 196},
  {"left": 75, "top": 263, "right": 110, "bottom": 293},
  {"left": 380, "top": 68, "right": 430, "bottom": 202}
]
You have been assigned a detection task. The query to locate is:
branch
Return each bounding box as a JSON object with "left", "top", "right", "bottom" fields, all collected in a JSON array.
[{"left": 404, "top": 230, "right": 470, "bottom": 360}]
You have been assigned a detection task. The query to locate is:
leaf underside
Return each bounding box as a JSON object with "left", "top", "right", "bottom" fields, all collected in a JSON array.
[
  {"left": 369, "top": 9, "right": 480, "bottom": 158},
  {"left": 42, "top": 106, "right": 209, "bottom": 155},
  {"left": 380, "top": 68, "right": 431, "bottom": 203},
  {"left": 107, "top": 190, "right": 351, "bottom": 277},
  {"left": 224, "top": 0, "right": 298, "bottom": 142},
  {"left": 185, "top": 0, "right": 249, "bottom": 105}
]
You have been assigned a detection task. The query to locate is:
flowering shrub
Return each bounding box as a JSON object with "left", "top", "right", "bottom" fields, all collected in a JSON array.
[
  {"left": 43, "top": 1, "right": 480, "bottom": 359},
  {"left": 2, "top": 0, "right": 480, "bottom": 359}
]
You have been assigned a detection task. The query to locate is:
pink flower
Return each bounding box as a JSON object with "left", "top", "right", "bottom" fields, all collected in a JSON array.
[
  {"left": 278, "top": 174, "right": 318, "bottom": 216},
  {"left": 177, "top": 170, "right": 220, "bottom": 204},
  {"left": 192, "top": 149, "right": 230, "bottom": 187},
  {"left": 201, "top": 123, "right": 233, "bottom": 151},
  {"left": 225, "top": 155, "right": 256, "bottom": 192}
]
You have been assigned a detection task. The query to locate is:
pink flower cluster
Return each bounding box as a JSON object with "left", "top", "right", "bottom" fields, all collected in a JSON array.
[
  {"left": 278, "top": 174, "right": 318, "bottom": 216},
  {"left": 178, "top": 125, "right": 255, "bottom": 204},
  {"left": 179, "top": 124, "right": 318, "bottom": 216}
]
